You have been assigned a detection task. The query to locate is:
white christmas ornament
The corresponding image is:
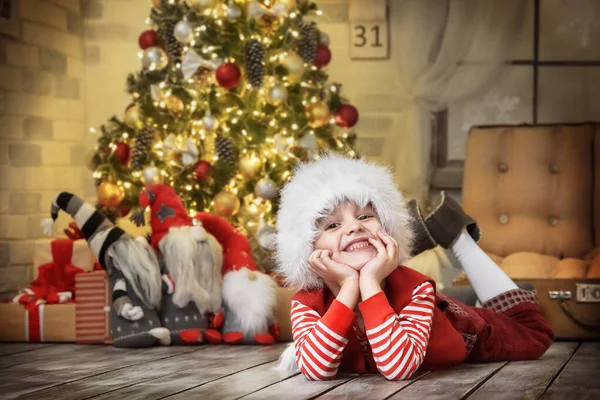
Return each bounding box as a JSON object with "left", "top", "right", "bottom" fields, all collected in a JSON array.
[
  {"left": 247, "top": 0, "right": 289, "bottom": 20},
  {"left": 255, "top": 177, "right": 278, "bottom": 200},
  {"left": 319, "top": 31, "right": 330, "bottom": 46},
  {"left": 174, "top": 20, "right": 194, "bottom": 44},
  {"left": 188, "top": 0, "right": 216, "bottom": 12},
  {"left": 163, "top": 134, "right": 200, "bottom": 166},
  {"left": 268, "top": 84, "right": 288, "bottom": 105},
  {"left": 298, "top": 133, "right": 317, "bottom": 158},
  {"left": 181, "top": 50, "right": 222, "bottom": 79},
  {"left": 256, "top": 219, "right": 277, "bottom": 250},
  {"left": 227, "top": 0, "right": 242, "bottom": 20},
  {"left": 142, "top": 47, "right": 168, "bottom": 71},
  {"left": 273, "top": 133, "right": 293, "bottom": 155},
  {"left": 142, "top": 165, "right": 161, "bottom": 186},
  {"left": 150, "top": 84, "right": 171, "bottom": 101},
  {"left": 202, "top": 112, "right": 219, "bottom": 132}
]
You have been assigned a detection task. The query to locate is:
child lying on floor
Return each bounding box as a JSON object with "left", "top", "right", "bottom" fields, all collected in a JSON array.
[{"left": 275, "top": 154, "right": 554, "bottom": 381}]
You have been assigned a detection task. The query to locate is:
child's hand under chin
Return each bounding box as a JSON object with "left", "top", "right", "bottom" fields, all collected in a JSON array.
[
  {"left": 308, "top": 249, "right": 359, "bottom": 290},
  {"left": 360, "top": 229, "right": 399, "bottom": 284}
]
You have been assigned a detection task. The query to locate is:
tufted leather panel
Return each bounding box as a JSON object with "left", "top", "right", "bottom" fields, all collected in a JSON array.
[{"left": 462, "top": 124, "right": 596, "bottom": 259}]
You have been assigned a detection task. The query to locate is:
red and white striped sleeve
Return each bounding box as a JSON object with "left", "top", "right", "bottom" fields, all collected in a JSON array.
[
  {"left": 291, "top": 298, "right": 356, "bottom": 381},
  {"left": 358, "top": 281, "right": 435, "bottom": 381}
]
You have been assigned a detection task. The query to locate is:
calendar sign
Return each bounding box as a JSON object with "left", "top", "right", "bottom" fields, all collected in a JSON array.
[
  {"left": 348, "top": 0, "right": 389, "bottom": 60},
  {"left": 350, "top": 21, "right": 389, "bottom": 59}
]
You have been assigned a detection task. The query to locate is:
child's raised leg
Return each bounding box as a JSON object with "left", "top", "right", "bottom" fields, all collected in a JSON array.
[{"left": 450, "top": 230, "right": 517, "bottom": 303}]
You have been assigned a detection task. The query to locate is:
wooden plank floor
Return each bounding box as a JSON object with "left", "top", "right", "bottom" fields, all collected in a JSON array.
[{"left": 0, "top": 341, "right": 597, "bottom": 400}]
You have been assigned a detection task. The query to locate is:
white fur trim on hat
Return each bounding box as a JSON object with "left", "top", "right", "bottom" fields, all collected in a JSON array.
[{"left": 275, "top": 154, "right": 414, "bottom": 290}]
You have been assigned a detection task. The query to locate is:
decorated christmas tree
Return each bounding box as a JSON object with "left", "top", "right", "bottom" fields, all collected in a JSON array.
[{"left": 88, "top": 0, "right": 360, "bottom": 269}]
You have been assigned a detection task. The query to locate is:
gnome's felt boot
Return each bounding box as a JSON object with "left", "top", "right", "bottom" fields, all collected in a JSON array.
[{"left": 408, "top": 191, "right": 481, "bottom": 255}]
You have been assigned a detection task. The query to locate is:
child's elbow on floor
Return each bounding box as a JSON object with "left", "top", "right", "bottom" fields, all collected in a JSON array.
[{"left": 300, "top": 370, "right": 337, "bottom": 381}]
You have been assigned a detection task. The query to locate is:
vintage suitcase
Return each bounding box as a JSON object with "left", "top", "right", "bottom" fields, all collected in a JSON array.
[{"left": 519, "top": 278, "right": 600, "bottom": 340}]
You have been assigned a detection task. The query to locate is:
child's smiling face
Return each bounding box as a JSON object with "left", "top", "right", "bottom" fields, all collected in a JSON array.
[{"left": 314, "top": 201, "right": 383, "bottom": 271}]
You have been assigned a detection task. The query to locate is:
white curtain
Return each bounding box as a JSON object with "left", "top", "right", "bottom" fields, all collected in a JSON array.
[{"left": 383, "top": 0, "right": 527, "bottom": 200}]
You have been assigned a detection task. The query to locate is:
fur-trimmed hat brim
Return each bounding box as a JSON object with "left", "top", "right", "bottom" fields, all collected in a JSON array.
[{"left": 274, "top": 154, "right": 414, "bottom": 291}]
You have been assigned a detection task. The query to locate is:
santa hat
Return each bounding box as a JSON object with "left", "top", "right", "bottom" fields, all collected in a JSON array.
[
  {"left": 134, "top": 183, "right": 193, "bottom": 249},
  {"left": 41, "top": 192, "right": 127, "bottom": 269},
  {"left": 194, "top": 212, "right": 276, "bottom": 329},
  {"left": 194, "top": 212, "right": 258, "bottom": 275},
  {"left": 274, "top": 153, "right": 414, "bottom": 291}
]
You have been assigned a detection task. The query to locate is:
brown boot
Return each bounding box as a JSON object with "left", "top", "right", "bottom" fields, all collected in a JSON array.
[
  {"left": 423, "top": 192, "right": 481, "bottom": 249},
  {"left": 407, "top": 199, "right": 437, "bottom": 257}
]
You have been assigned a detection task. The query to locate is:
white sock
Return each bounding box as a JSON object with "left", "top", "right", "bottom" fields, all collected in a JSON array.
[{"left": 450, "top": 230, "right": 518, "bottom": 303}]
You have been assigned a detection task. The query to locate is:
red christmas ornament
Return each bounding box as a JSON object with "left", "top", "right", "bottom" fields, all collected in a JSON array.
[
  {"left": 138, "top": 30, "right": 158, "bottom": 50},
  {"left": 335, "top": 104, "right": 359, "bottom": 128},
  {"left": 119, "top": 205, "right": 132, "bottom": 217},
  {"left": 215, "top": 63, "right": 242, "bottom": 90},
  {"left": 114, "top": 142, "right": 131, "bottom": 166},
  {"left": 313, "top": 44, "right": 332, "bottom": 68},
  {"left": 193, "top": 160, "right": 212, "bottom": 183}
]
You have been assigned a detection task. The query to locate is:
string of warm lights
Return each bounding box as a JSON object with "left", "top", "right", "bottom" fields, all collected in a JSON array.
[{"left": 87, "top": 0, "right": 359, "bottom": 267}]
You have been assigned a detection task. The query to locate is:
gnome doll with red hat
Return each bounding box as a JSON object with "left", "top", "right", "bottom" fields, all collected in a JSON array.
[
  {"left": 194, "top": 212, "right": 281, "bottom": 345},
  {"left": 131, "top": 184, "right": 224, "bottom": 345}
]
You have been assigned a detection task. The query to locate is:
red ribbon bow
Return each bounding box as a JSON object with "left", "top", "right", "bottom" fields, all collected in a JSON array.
[{"left": 16, "top": 239, "right": 85, "bottom": 306}]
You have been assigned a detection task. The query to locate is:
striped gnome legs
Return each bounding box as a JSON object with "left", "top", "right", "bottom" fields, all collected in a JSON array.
[{"left": 43, "top": 192, "right": 168, "bottom": 348}]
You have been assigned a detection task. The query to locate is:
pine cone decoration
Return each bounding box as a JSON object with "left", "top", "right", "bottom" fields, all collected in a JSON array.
[
  {"left": 297, "top": 22, "right": 318, "bottom": 63},
  {"left": 131, "top": 126, "right": 154, "bottom": 171},
  {"left": 215, "top": 134, "right": 236, "bottom": 166},
  {"left": 96, "top": 204, "right": 120, "bottom": 224},
  {"left": 243, "top": 39, "right": 265, "bottom": 88},
  {"left": 164, "top": 21, "right": 183, "bottom": 61}
]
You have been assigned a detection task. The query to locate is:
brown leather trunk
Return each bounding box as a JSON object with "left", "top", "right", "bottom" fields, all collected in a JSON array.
[{"left": 517, "top": 278, "right": 600, "bottom": 340}]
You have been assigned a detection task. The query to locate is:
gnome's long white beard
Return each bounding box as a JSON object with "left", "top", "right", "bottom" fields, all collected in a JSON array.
[
  {"left": 222, "top": 268, "right": 277, "bottom": 336},
  {"left": 160, "top": 226, "right": 223, "bottom": 314},
  {"left": 108, "top": 238, "right": 162, "bottom": 309}
]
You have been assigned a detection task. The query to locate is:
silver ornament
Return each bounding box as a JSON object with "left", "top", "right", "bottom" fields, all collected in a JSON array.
[
  {"left": 150, "top": 84, "right": 171, "bottom": 101},
  {"left": 268, "top": 84, "right": 288, "bottom": 106},
  {"left": 273, "top": 133, "right": 292, "bottom": 155},
  {"left": 255, "top": 177, "right": 278, "bottom": 200},
  {"left": 174, "top": 20, "right": 194, "bottom": 44},
  {"left": 142, "top": 47, "right": 168, "bottom": 71},
  {"left": 227, "top": 0, "right": 242, "bottom": 20},
  {"left": 202, "top": 112, "right": 219, "bottom": 132},
  {"left": 298, "top": 133, "right": 317, "bottom": 158},
  {"left": 319, "top": 31, "right": 330, "bottom": 46},
  {"left": 188, "top": 0, "right": 216, "bottom": 12},
  {"left": 142, "top": 166, "right": 162, "bottom": 186},
  {"left": 256, "top": 219, "right": 277, "bottom": 250}
]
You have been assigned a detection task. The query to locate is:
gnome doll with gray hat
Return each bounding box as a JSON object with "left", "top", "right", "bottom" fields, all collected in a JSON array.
[
  {"left": 131, "top": 184, "right": 224, "bottom": 344},
  {"left": 41, "top": 192, "right": 169, "bottom": 348}
]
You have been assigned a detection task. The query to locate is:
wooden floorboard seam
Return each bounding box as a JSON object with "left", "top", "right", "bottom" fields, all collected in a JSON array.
[
  {"left": 381, "top": 370, "right": 433, "bottom": 400},
  {"left": 22, "top": 347, "right": 207, "bottom": 399},
  {"left": 461, "top": 362, "right": 508, "bottom": 400},
  {"left": 0, "top": 344, "right": 58, "bottom": 357},
  {"left": 156, "top": 357, "right": 287, "bottom": 400},
  {"left": 306, "top": 376, "right": 363, "bottom": 400},
  {"left": 537, "top": 342, "right": 582, "bottom": 399},
  {"left": 227, "top": 369, "right": 301, "bottom": 400}
]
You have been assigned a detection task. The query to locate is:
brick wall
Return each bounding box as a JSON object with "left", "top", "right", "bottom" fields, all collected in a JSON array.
[{"left": 0, "top": 0, "right": 86, "bottom": 299}]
